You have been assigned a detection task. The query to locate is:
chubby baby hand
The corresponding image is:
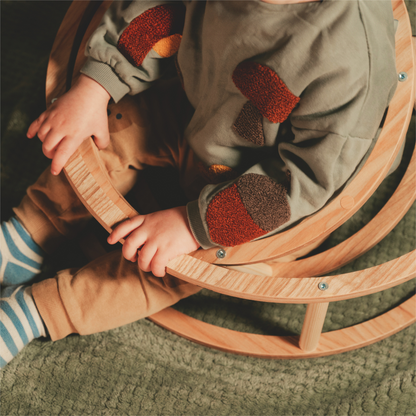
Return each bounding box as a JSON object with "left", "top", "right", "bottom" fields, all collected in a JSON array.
[
  {"left": 27, "top": 74, "right": 111, "bottom": 176},
  {"left": 107, "top": 206, "right": 200, "bottom": 277}
]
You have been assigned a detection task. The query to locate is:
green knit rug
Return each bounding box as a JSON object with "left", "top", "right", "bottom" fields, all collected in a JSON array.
[{"left": 1, "top": 2, "right": 415, "bottom": 415}]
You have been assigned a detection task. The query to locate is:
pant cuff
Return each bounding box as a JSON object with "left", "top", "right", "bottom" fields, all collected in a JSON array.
[
  {"left": 14, "top": 195, "right": 67, "bottom": 254},
  {"left": 32, "top": 278, "right": 77, "bottom": 341}
]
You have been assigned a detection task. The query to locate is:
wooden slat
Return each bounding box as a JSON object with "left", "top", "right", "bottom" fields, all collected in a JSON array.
[
  {"left": 167, "top": 251, "right": 416, "bottom": 303},
  {"left": 148, "top": 296, "right": 416, "bottom": 359},
  {"left": 299, "top": 302, "right": 329, "bottom": 352},
  {"left": 64, "top": 138, "right": 138, "bottom": 235}
]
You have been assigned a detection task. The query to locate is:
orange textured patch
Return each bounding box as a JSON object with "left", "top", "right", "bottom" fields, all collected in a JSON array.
[
  {"left": 197, "top": 163, "right": 239, "bottom": 184},
  {"left": 118, "top": 4, "right": 185, "bottom": 67},
  {"left": 153, "top": 34, "right": 182, "bottom": 58},
  {"left": 232, "top": 62, "right": 300, "bottom": 123},
  {"left": 206, "top": 184, "right": 267, "bottom": 247}
]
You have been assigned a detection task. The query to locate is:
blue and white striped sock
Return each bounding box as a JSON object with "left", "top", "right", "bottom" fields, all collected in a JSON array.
[
  {"left": 0, "top": 218, "right": 44, "bottom": 286},
  {"left": 0, "top": 285, "right": 46, "bottom": 368}
]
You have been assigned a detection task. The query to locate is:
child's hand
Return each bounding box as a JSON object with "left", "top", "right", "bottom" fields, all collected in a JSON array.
[
  {"left": 27, "top": 74, "right": 111, "bottom": 176},
  {"left": 107, "top": 207, "right": 200, "bottom": 277}
]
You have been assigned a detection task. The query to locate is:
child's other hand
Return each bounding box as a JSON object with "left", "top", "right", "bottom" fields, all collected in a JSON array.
[
  {"left": 107, "top": 207, "right": 200, "bottom": 277},
  {"left": 27, "top": 74, "right": 111, "bottom": 176}
]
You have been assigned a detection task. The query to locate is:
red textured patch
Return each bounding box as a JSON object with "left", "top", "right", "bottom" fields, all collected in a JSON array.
[
  {"left": 206, "top": 184, "right": 267, "bottom": 247},
  {"left": 232, "top": 62, "right": 300, "bottom": 123},
  {"left": 118, "top": 4, "right": 185, "bottom": 67}
]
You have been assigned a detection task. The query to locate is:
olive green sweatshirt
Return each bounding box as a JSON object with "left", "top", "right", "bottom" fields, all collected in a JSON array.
[{"left": 81, "top": 0, "right": 397, "bottom": 249}]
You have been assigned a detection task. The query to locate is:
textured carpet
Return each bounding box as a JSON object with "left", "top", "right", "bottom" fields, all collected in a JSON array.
[{"left": 1, "top": 1, "right": 415, "bottom": 415}]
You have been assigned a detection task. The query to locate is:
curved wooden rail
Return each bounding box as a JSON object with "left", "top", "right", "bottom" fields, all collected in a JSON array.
[
  {"left": 46, "top": 0, "right": 415, "bottom": 358},
  {"left": 149, "top": 296, "right": 415, "bottom": 358},
  {"left": 166, "top": 251, "right": 416, "bottom": 303}
]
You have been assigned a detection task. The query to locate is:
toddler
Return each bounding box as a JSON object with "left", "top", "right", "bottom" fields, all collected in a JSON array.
[{"left": 0, "top": 0, "right": 398, "bottom": 368}]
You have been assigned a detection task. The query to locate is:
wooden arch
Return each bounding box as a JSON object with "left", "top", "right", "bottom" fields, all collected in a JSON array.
[{"left": 46, "top": 0, "right": 416, "bottom": 358}]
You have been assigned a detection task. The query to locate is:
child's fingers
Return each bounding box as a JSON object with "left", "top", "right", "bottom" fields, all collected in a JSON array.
[
  {"left": 41, "top": 129, "right": 63, "bottom": 159},
  {"left": 27, "top": 112, "right": 47, "bottom": 139},
  {"left": 122, "top": 229, "right": 147, "bottom": 262},
  {"left": 149, "top": 250, "right": 169, "bottom": 277},
  {"left": 50, "top": 136, "right": 83, "bottom": 175},
  {"left": 108, "top": 216, "right": 145, "bottom": 245},
  {"left": 137, "top": 243, "right": 158, "bottom": 274},
  {"left": 93, "top": 129, "right": 110, "bottom": 150},
  {"left": 34, "top": 120, "right": 53, "bottom": 143}
]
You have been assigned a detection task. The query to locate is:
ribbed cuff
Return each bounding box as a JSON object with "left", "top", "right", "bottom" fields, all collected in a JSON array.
[
  {"left": 186, "top": 200, "right": 216, "bottom": 249},
  {"left": 81, "top": 58, "right": 130, "bottom": 103},
  {"left": 32, "top": 278, "right": 77, "bottom": 341}
]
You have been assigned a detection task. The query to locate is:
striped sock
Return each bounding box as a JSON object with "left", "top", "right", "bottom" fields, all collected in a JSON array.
[
  {"left": 0, "top": 285, "right": 46, "bottom": 368},
  {"left": 0, "top": 217, "right": 44, "bottom": 286}
]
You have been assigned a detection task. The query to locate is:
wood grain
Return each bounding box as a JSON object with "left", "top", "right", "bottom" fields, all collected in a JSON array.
[
  {"left": 299, "top": 302, "right": 329, "bottom": 351},
  {"left": 167, "top": 251, "right": 415, "bottom": 303},
  {"left": 148, "top": 295, "right": 415, "bottom": 358}
]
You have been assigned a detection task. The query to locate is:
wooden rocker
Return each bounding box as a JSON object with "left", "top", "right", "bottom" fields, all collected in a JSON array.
[{"left": 46, "top": 0, "right": 416, "bottom": 358}]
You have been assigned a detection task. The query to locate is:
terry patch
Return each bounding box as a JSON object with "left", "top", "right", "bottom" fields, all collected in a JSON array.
[
  {"left": 153, "top": 34, "right": 182, "bottom": 58},
  {"left": 206, "top": 174, "right": 291, "bottom": 246},
  {"left": 237, "top": 174, "right": 290, "bottom": 232},
  {"left": 206, "top": 184, "right": 266, "bottom": 247},
  {"left": 233, "top": 101, "right": 265, "bottom": 146},
  {"left": 198, "top": 163, "right": 239, "bottom": 184},
  {"left": 232, "top": 61, "right": 299, "bottom": 123},
  {"left": 118, "top": 4, "right": 185, "bottom": 67}
]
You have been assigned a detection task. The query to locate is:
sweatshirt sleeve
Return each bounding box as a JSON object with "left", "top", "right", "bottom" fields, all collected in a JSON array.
[
  {"left": 81, "top": 1, "right": 185, "bottom": 102},
  {"left": 186, "top": 2, "right": 398, "bottom": 250}
]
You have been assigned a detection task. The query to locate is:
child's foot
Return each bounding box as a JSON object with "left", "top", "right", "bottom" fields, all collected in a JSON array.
[
  {"left": 0, "top": 285, "right": 46, "bottom": 368},
  {"left": 0, "top": 218, "right": 44, "bottom": 286}
]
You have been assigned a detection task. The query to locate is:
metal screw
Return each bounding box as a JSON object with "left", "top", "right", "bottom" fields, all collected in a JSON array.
[
  {"left": 318, "top": 282, "right": 328, "bottom": 291},
  {"left": 216, "top": 249, "right": 226, "bottom": 259},
  {"left": 398, "top": 72, "right": 408, "bottom": 82}
]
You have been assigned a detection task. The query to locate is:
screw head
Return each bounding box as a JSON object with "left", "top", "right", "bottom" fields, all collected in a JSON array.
[
  {"left": 398, "top": 72, "right": 408, "bottom": 82},
  {"left": 216, "top": 249, "right": 226, "bottom": 259},
  {"left": 318, "top": 282, "right": 328, "bottom": 291}
]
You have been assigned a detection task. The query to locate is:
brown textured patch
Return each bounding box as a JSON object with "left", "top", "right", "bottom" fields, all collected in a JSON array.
[
  {"left": 237, "top": 173, "right": 290, "bottom": 231},
  {"left": 118, "top": 4, "right": 185, "bottom": 67},
  {"left": 153, "top": 34, "right": 182, "bottom": 58},
  {"left": 206, "top": 184, "right": 267, "bottom": 246},
  {"left": 233, "top": 101, "right": 265, "bottom": 146},
  {"left": 232, "top": 61, "right": 300, "bottom": 123}
]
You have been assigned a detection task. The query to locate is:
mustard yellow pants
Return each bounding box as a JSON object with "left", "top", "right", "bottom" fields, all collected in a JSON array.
[{"left": 14, "top": 79, "right": 204, "bottom": 341}]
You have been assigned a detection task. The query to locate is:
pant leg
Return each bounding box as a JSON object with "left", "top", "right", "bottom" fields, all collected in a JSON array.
[
  {"left": 32, "top": 249, "right": 201, "bottom": 341},
  {"left": 14, "top": 78, "right": 197, "bottom": 253},
  {"left": 25, "top": 79, "right": 203, "bottom": 339}
]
